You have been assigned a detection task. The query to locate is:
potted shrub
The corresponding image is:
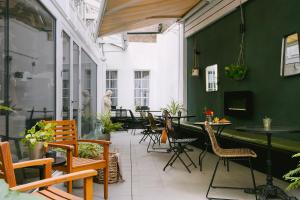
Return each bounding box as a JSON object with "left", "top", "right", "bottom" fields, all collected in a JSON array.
[
  {"left": 98, "top": 112, "right": 122, "bottom": 141},
  {"left": 283, "top": 153, "right": 300, "bottom": 190},
  {"left": 162, "top": 100, "right": 186, "bottom": 116},
  {"left": 21, "top": 121, "right": 56, "bottom": 159},
  {"left": 224, "top": 64, "right": 247, "bottom": 80}
]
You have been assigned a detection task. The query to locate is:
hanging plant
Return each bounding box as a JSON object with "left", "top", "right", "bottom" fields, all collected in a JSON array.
[{"left": 225, "top": 2, "right": 248, "bottom": 81}]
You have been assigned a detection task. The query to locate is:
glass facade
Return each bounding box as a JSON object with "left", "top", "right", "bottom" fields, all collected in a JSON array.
[
  {"left": 0, "top": 0, "right": 56, "bottom": 143},
  {"left": 73, "top": 42, "right": 80, "bottom": 121},
  {"left": 81, "top": 50, "right": 97, "bottom": 135},
  {"left": 62, "top": 32, "right": 71, "bottom": 119},
  {"left": 106, "top": 70, "right": 118, "bottom": 106},
  {"left": 134, "top": 71, "right": 149, "bottom": 107}
]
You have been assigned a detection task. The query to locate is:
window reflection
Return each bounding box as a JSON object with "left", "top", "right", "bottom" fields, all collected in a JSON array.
[
  {"left": 7, "top": 0, "right": 55, "bottom": 139},
  {"left": 81, "top": 50, "right": 97, "bottom": 135}
]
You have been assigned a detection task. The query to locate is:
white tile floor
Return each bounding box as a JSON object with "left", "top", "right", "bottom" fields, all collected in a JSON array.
[{"left": 62, "top": 131, "right": 300, "bottom": 200}]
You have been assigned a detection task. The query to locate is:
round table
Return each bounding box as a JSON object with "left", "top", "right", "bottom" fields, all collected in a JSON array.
[{"left": 236, "top": 126, "right": 300, "bottom": 200}]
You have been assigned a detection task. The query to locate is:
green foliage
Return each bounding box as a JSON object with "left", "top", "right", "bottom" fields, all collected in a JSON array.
[
  {"left": 78, "top": 143, "right": 103, "bottom": 159},
  {"left": 21, "top": 121, "right": 56, "bottom": 148},
  {"left": 0, "top": 105, "right": 13, "bottom": 112},
  {"left": 0, "top": 179, "right": 42, "bottom": 200},
  {"left": 224, "top": 64, "right": 247, "bottom": 80},
  {"left": 283, "top": 153, "right": 300, "bottom": 191},
  {"left": 162, "top": 100, "right": 185, "bottom": 116},
  {"left": 99, "top": 112, "right": 122, "bottom": 134}
]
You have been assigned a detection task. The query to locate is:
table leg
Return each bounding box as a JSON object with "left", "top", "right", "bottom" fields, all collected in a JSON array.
[{"left": 245, "top": 133, "right": 298, "bottom": 200}]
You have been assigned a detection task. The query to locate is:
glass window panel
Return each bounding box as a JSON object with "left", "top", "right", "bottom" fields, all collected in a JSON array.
[
  {"left": 110, "top": 71, "right": 117, "bottom": 79},
  {"left": 106, "top": 80, "right": 110, "bottom": 88},
  {"left": 111, "top": 80, "right": 117, "bottom": 88},
  {"left": 81, "top": 50, "right": 97, "bottom": 136},
  {"left": 142, "top": 71, "right": 150, "bottom": 79},
  {"left": 105, "top": 70, "right": 118, "bottom": 106},
  {"left": 142, "top": 80, "right": 149, "bottom": 89},
  {"left": 134, "top": 80, "right": 141, "bottom": 88},
  {"left": 7, "top": 0, "right": 56, "bottom": 141},
  {"left": 135, "top": 71, "right": 141, "bottom": 79}
]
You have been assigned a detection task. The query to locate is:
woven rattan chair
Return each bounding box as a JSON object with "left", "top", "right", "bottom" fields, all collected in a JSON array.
[
  {"left": 204, "top": 123, "right": 257, "bottom": 200},
  {"left": 163, "top": 112, "right": 198, "bottom": 173}
]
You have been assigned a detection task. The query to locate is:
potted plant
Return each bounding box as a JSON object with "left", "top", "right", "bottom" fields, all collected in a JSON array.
[
  {"left": 283, "top": 153, "right": 300, "bottom": 190},
  {"left": 162, "top": 100, "right": 186, "bottom": 116},
  {"left": 98, "top": 112, "right": 122, "bottom": 141},
  {"left": 225, "top": 64, "right": 247, "bottom": 80},
  {"left": 21, "top": 120, "right": 56, "bottom": 159}
]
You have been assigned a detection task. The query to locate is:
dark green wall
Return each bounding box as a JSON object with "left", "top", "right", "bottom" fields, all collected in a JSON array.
[{"left": 187, "top": 0, "right": 300, "bottom": 127}]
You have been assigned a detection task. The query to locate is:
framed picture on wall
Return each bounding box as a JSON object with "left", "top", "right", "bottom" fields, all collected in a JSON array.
[
  {"left": 205, "top": 64, "right": 218, "bottom": 92},
  {"left": 281, "top": 33, "right": 300, "bottom": 77}
]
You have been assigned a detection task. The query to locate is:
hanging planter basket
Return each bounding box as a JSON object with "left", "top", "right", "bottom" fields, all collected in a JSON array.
[{"left": 225, "top": 64, "right": 247, "bottom": 80}]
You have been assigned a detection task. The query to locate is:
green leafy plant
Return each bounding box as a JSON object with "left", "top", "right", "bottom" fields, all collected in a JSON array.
[
  {"left": 0, "top": 105, "right": 13, "bottom": 111},
  {"left": 283, "top": 153, "right": 300, "bottom": 191},
  {"left": 99, "top": 112, "right": 122, "bottom": 134},
  {"left": 78, "top": 143, "right": 103, "bottom": 159},
  {"left": 162, "top": 100, "right": 185, "bottom": 116},
  {"left": 0, "top": 179, "right": 42, "bottom": 200},
  {"left": 224, "top": 64, "right": 247, "bottom": 80},
  {"left": 21, "top": 121, "right": 56, "bottom": 148}
]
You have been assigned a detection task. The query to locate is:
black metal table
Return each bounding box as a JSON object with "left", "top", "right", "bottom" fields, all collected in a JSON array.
[
  {"left": 236, "top": 126, "right": 300, "bottom": 200},
  {"left": 20, "top": 156, "right": 66, "bottom": 180},
  {"left": 194, "top": 122, "right": 232, "bottom": 171}
]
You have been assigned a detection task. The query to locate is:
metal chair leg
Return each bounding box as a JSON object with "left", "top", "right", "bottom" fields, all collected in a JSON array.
[
  {"left": 183, "top": 148, "right": 197, "bottom": 168},
  {"left": 206, "top": 158, "right": 220, "bottom": 199},
  {"left": 199, "top": 144, "right": 208, "bottom": 171},
  {"left": 249, "top": 158, "right": 257, "bottom": 200},
  {"left": 163, "top": 151, "right": 177, "bottom": 171}
]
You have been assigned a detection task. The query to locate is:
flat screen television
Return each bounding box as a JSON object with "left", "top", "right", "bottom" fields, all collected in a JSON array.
[{"left": 224, "top": 91, "right": 253, "bottom": 118}]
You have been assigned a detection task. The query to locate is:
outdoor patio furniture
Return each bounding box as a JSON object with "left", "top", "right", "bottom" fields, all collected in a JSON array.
[
  {"left": 45, "top": 120, "right": 111, "bottom": 199},
  {"left": 146, "top": 112, "right": 165, "bottom": 152},
  {"left": 163, "top": 112, "right": 198, "bottom": 173},
  {"left": 236, "top": 126, "right": 300, "bottom": 200},
  {"left": 205, "top": 123, "right": 257, "bottom": 200},
  {"left": 128, "top": 109, "right": 144, "bottom": 135},
  {"left": 194, "top": 121, "right": 232, "bottom": 171},
  {"left": 0, "top": 141, "right": 97, "bottom": 200}
]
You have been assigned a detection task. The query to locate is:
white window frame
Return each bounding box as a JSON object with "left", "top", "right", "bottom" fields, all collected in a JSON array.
[
  {"left": 205, "top": 64, "right": 218, "bottom": 92},
  {"left": 134, "top": 71, "right": 150, "bottom": 107},
  {"left": 106, "top": 70, "right": 118, "bottom": 106}
]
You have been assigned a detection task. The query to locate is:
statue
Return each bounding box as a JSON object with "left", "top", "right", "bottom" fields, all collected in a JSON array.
[{"left": 103, "top": 90, "right": 112, "bottom": 114}]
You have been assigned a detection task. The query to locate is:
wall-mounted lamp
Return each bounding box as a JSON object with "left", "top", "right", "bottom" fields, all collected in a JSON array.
[{"left": 192, "top": 48, "right": 200, "bottom": 77}]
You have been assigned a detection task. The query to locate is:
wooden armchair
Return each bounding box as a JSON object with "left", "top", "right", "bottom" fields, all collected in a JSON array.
[
  {"left": 0, "top": 141, "right": 97, "bottom": 200},
  {"left": 45, "top": 120, "right": 111, "bottom": 199}
]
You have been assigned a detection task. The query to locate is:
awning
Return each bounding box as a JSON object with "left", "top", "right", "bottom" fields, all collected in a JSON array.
[{"left": 98, "top": 0, "right": 201, "bottom": 37}]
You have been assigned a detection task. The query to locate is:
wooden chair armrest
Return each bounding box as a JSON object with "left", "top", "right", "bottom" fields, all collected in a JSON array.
[
  {"left": 10, "top": 169, "right": 97, "bottom": 192},
  {"left": 13, "top": 158, "right": 53, "bottom": 169},
  {"left": 13, "top": 158, "right": 53, "bottom": 179},
  {"left": 78, "top": 139, "right": 111, "bottom": 145},
  {"left": 47, "top": 143, "right": 74, "bottom": 150}
]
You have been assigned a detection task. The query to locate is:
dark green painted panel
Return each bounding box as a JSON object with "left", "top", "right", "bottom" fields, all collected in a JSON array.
[{"left": 187, "top": 0, "right": 300, "bottom": 131}]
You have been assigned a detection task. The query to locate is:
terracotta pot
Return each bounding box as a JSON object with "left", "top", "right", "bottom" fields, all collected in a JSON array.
[{"left": 29, "top": 142, "right": 44, "bottom": 160}]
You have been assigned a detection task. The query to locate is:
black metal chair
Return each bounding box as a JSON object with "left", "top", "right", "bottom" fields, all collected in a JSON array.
[
  {"left": 146, "top": 112, "right": 165, "bottom": 152},
  {"left": 128, "top": 109, "right": 144, "bottom": 135},
  {"left": 204, "top": 123, "right": 257, "bottom": 200},
  {"left": 163, "top": 112, "right": 198, "bottom": 173},
  {"left": 138, "top": 111, "right": 152, "bottom": 143}
]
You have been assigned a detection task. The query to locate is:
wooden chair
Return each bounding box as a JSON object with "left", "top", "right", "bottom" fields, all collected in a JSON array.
[
  {"left": 204, "top": 123, "right": 257, "bottom": 200},
  {"left": 0, "top": 141, "right": 97, "bottom": 200},
  {"left": 45, "top": 120, "right": 111, "bottom": 199}
]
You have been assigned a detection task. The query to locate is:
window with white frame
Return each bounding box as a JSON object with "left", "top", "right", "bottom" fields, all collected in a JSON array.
[
  {"left": 106, "top": 70, "right": 118, "bottom": 106},
  {"left": 134, "top": 71, "right": 150, "bottom": 106},
  {"left": 205, "top": 64, "right": 218, "bottom": 92}
]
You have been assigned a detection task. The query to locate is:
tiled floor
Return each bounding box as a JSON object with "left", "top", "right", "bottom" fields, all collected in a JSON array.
[{"left": 60, "top": 131, "right": 300, "bottom": 200}]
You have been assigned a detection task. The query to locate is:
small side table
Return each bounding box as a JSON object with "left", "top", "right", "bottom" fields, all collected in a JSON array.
[{"left": 19, "top": 156, "right": 66, "bottom": 180}]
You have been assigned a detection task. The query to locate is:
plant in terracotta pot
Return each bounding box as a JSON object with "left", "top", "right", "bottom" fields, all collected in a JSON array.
[
  {"left": 98, "top": 112, "right": 122, "bottom": 141},
  {"left": 21, "top": 120, "right": 56, "bottom": 159},
  {"left": 283, "top": 153, "right": 300, "bottom": 190}
]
